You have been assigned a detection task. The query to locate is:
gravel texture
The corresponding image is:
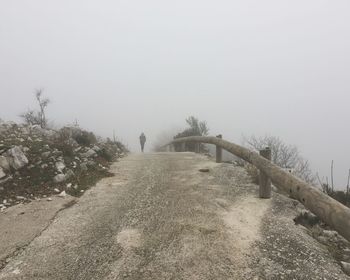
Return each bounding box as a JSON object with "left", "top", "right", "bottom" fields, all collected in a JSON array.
[{"left": 0, "top": 152, "right": 348, "bottom": 279}]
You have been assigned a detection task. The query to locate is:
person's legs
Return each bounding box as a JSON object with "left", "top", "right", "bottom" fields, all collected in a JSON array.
[{"left": 141, "top": 142, "right": 145, "bottom": 152}]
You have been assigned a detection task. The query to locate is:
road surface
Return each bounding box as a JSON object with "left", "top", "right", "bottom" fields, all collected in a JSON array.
[{"left": 0, "top": 153, "right": 348, "bottom": 279}]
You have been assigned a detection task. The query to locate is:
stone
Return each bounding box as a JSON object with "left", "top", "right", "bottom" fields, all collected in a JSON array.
[
  {"left": 54, "top": 174, "right": 66, "bottom": 183},
  {"left": 80, "top": 163, "right": 88, "bottom": 171},
  {"left": 0, "top": 175, "right": 12, "bottom": 184},
  {"left": 317, "top": 236, "right": 328, "bottom": 244},
  {"left": 6, "top": 146, "right": 29, "bottom": 170},
  {"left": 341, "top": 262, "right": 350, "bottom": 275},
  {"left": 294, "top": 210, "right": 319, "bottom": 227},
  {"left": 0, "top": 156, "right": 10, "bottom": 171},
  {"left": 22, "top": 147, "right": 30, "bottom": 152},
  {"left": 20, "top": 127, "right": 30, "bottom": 135},
  {"left": 199, "top": 168, "right": 210, "bottom": 172},
  {"left": 16, "top": 196, "right": 25, "bottom": 200},
  {"left": 65, "top": 169, "right": 75, "bottom": 179},
  {"left": 0, "top": 167, "right": 6, "bottom": 179},
  {"left": 41, "top": 151, "right": 51, "bottom": 158},
  {"left": 92, "top": 145, "right": 101, "bottom": 152},
  {"left": 58, "top": 191, "right": 66, "bottom": 197},
  {"left": 323, "top": 230, "right": 338, "bottom": 238},
  {"left": 86, "top": 160, "right": 95, "bottom": 167},
  {"left": 54, "top": 188, "right": 60, "bottom": 193},
  {"left": 55, "top": 161, "right": 66, "bottom": 173},
  {"left": 82, "top": 149, "right": 97, "bottom": 158}
]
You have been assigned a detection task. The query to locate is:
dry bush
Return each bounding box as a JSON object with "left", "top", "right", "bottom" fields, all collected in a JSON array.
[
  {"left": 96, "top": 147, "right": 114, "bottom": 162},
  {"left": 242, "top": 135, "right": 316, "bottom": 184},
  {"left": 51, "top": 129, "right": 75, "bottom": 157},
  {"left": 20, "top": 89, "right": 50, "bottom": 128},
  {"left": 73, "top": 131, "right": 97, "bottom": 146}
]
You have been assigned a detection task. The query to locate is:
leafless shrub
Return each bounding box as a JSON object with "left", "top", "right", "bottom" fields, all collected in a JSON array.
[
  {"left": 20, "top": 89, "right": 50, "bottom": 128},
  {"left": 317, "top": 168, "right": 350, "bottom": 207},
  {"left": 20, "top": 110, "right": 41, "bottom": 127},
  {"left": 35, "top": 89, "right": 50, "bottom": 128},
  {"left": 242, "top": 135, "right": 316, "bottom": 184},
  {"left": 73, "top": 131, "right": 97, "bottom": 146}
]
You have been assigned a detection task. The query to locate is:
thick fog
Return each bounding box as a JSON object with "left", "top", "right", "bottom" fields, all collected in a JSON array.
[{"left": 1, "top": 1, "right": 350, "bottom": 188}]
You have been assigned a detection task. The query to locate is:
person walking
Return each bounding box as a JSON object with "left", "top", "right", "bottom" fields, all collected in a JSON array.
[{"left": 139, "top": 132, "right": 146, "bottom": 152}]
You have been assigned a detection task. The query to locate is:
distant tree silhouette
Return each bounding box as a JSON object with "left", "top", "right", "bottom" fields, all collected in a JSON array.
[
  {"left": 243, "top": 135, "right": 316, "bottom": 184},
  {"left": 20, "top": 89, "right": 50, "bottom": 128},
  {"left": 174, "top": 116, "right": 209, "bottom": 152}
]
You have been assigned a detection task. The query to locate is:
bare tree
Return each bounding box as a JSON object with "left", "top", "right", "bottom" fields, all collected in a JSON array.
[
  {"left": 243, "top": 135, "right": 316, "bottom": 184},
  {"left": 331, "top": 160, "right": 335, "bottom": 192},
  {"left": 19, "top": 109, "right": 41, "bottom": 126},
  {"left": 35, "top": 89, "right": 50, "bottom": 128},
  {"left": 347, "top": 169, "right": 350, "bottom": 204},
  {"left": 20, "top": 89, "right": 50, "bottom": 128}
]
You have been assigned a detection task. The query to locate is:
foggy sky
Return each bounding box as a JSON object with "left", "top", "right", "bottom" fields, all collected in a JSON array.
[{"left": 1, "top": 1, "right": 350, "bottom": 188}]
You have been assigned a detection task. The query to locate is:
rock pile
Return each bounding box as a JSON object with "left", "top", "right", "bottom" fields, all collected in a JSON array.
[
  {"left": 294, "top": 209, "right": 350, "bottom": 276},
  {"left": 0, "top": 120, "right": 128, "bottom": 210}
]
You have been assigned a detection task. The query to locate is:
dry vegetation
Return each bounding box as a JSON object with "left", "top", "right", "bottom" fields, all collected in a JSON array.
[{"left": 0, "top": 121, "right": 128, "bottom": 210}]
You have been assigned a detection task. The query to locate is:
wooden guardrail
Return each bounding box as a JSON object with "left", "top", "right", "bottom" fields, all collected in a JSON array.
[{"left": 170, "top": 136, "right": 350, "bottom": 242}]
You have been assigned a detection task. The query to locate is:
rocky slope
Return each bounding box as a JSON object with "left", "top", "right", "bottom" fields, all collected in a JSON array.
[{"left": 0, "top": 120, "right": 128, "bottom": 210}]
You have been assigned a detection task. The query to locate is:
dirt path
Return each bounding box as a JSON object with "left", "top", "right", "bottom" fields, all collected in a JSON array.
[{"left": 0, "top": 153, "right": 348, "bottom": 279}]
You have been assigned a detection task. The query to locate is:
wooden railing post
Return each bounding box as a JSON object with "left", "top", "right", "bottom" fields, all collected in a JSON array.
[
  {"left": 216, "top": 134, "right": 222, "bottom": 163},
  {"left": 259, "top": 147, "right": 272, "bottom": 198},
  {"left": 195, "top": 143, "right": 200, "bottom": 153},
  {"left": 167, "top": 144, "right": 174, "bottom": 152}
]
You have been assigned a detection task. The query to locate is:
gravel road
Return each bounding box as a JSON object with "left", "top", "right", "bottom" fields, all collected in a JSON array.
[{"left": 0, "top": 153, "right": 348, "bottom": 279}]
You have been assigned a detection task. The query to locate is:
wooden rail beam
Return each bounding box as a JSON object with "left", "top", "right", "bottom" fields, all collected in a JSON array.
[
  {"left": 259, "top": 147, "right": 272, "bottom": 198},
  {"left": 216, "top": 134, "right": 223, "bottom": 163},
  {"left": 170, "top": 136, "right": 350, "bottom": 242}
]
